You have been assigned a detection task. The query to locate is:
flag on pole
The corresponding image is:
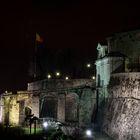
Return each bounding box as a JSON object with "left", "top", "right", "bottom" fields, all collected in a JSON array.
[
  {"left": 33, "top": 33, "right": 44, "bottom": 79},
  {"left": 36, "top": 32, "right": 43, "bottom": 43}
]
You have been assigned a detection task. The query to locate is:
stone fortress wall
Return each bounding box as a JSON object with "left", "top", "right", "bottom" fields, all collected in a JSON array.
[
  {"left": 107, "top": 30, "right": 140, "bottom": 66},
  {"left": 0, "top": 91, "right": 32, "bottom": 126},
  {"left": 0, "top": 79, "right": 96, "bottom": 128},
  {"left": 97, "top": 30, "right": 140, "bottom": 68},
  {"left": 96, "top": 30, "right": 140, "bottom": 140},
  {"left": 28, "top": 79, "right": 96, "bottom": 127},
  {"left": 102, "top": 73, "right": 140, "bottom": 140}
]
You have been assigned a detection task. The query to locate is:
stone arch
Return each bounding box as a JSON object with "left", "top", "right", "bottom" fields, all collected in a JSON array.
[
  {"left": 25, "top": 106, "right": 32, "bottom": 116},
  {"left": 65, "top": 92, "right": 78, "bottom": 122},
  {"left": 40, "top": 94, "right": 57, "bottom": 119},
  {"left": 19, "top": 102, "right": 32, "bottom": 125}
]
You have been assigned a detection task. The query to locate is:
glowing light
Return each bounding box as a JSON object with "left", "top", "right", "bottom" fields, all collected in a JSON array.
[
  {"left": 86, "top": 129, "right": 92, "bottom": 137},
  {"left": 92, "top": 76, "right": 95, "bottom": 80},
  {"left": 0, "top": 96, "right": 2, "bottom": 123},
  {"left": 47, "top": 74, "right": 51, "bottom": 79},
  {"left": 43, "top": 122, "right": 48, "bottom": 128},
  {"left": 65, "top": 76, "right": 69, "bottom": 80},
  {"left": 56, "top": 72, "right": 60, "bottom": 76},
  {"left": 86, "top": 63, "right": 91, "bottom": 68}
]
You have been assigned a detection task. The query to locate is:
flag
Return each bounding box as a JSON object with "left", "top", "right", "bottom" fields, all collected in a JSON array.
[{"left": 36, "top": 32, "right": 43, "bottom": 43}]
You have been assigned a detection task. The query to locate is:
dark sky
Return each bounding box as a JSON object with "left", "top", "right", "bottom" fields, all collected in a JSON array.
[{"left": 0, "top": 0, "right": 140, "bottom": 92}]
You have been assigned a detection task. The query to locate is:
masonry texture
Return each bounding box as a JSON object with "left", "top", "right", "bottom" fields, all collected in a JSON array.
[
  {"left": 0, "top": 79, "right": 96, "bottom": 128},
  {"left": 28, "top": 79, "right": 96, "bottom": 127},
  {"left": 102, "top": 73, "right": 140, "bottom": 140},
  {"left": 0, "top": 91, "right": 32, "bottom": 125},
  {"left": 95, "top": 30, "right": 140, "bottom": 139}
]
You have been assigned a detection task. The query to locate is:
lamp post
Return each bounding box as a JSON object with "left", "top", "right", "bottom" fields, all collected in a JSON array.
[
  {"left": 43, "top": 121, "right": 48, "bottom": 139},
  {"left": 43, "top": 122, "right": 48, "bottom": 128}
]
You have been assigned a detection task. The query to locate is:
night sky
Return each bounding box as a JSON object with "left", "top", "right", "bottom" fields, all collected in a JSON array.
[{"left": 0, "top": 0, "right": 140, "bottom": 92}]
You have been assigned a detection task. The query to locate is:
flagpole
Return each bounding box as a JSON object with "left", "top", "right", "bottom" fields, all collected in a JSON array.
[
  {"left": 34, "top": 36, "right": 37, "bottom": 79},
  {"left": 34, "top": 33, "right": 43, "bottom": 79}
]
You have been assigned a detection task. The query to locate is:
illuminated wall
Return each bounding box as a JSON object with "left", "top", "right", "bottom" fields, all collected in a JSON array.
[
  {"left": 2, "top": 91, "right": 32, "bottom": 126},
  {"left": 102, "top": 73, "right": 140, "bottom": 140},
  {"left": 65, "top": 93, "right": 78, "bottom": 121},
  {"left": 96, "top": 30, "right": 140, "bottom": 139},
  {"left": 1, "top": 79, "right": 96, "bottom": 127},
  {"left": 28, "top": 79, "right": 96, "bottom": 127},
  {"left": 79, "top": 88, "right": 96, "bottom": 127},
  {"left": 0, "top": 95, "right": 3, "bottom": 123},
  {"left": 39, "top": 88, "right": 96, "bottom": 126}
]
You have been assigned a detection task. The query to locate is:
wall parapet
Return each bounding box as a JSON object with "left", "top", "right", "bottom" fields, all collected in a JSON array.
[
  {"left": 109, "top": 72, "right": 140, "bottom": 99},
  {"left": 27, "top": 79, "right": 95, "bottom": 91}
]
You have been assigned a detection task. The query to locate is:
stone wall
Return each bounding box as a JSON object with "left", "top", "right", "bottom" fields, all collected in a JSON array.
[
  {"left": 107, "top": 30, "right": 140, "bottom": 70},
  {"left": 28, "top": 79, "right": 96, "bottom": 127},
  {"left": 28, "top": 79, "right": 94, "bottom": 91},
  {"left": 57, "top": 94, "right": 65, "bottom": 122},
  {"left": 32, "top": 95, "right": 39, "bottom": 118},
  {"left": 1, "top": 91, "right": 32, "bottom": 126},
  {"left": 39, "top": 89, "right": 96, "bottom": 127},
  {"left": 102, "top": 72, "right": 140, "bottom": 140},
  {"left": 79, "top": 88, "right": 96, "bottom": 127},
  {"left": 0, "top": 79, "right": 96, "bottom": 127}
]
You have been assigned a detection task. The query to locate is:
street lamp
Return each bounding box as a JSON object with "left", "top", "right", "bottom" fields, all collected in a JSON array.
[
  {"left": 65, "top": 76, "right": 69, "bottom": 80},
  {"left": 43, "top": 122, "right": 48, "bottom": 139},
  {"left": 5, "top": 90, "right": 8, "bottom": 94},
  {"left": 43, "top": 122, "right": 48, "bottom": 128},
  {"left": 85, "top": 129, "right": 92, "bottom": 137},
  {"left": 56, "top": 72, "right": 60, "bottom": 77},
  {"left": 92, "top": 76, "right": 95, "bottom": 80},
  {"left": 47, "top": 74, "right": 51, "bottom": 79},
  {"left": 86, "top": 63, "right": 91, "bottom": 68}
]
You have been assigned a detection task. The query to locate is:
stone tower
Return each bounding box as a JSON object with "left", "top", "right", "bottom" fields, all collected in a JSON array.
[
  {"left": 95, "top": 30, "right": 140, "bottom": 128},
  {"left": 95, "top": 30, "right": 140, "bottom": 139}
]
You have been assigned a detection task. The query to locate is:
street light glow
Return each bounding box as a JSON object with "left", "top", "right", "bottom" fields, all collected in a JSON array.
[
  {"left": 47, "top": 74, "right": 51, "bottom": 79},
  {"left": 86, "top": 129, "right": 92, "bottom": 137},
  {"left": 43, "top": 122, "right": 48, "bottom": 128},
  {"left": 5, "top": 90, "right": 8, "bottom": 93},
  {"left": 87, "top": 63, "right": 91, "bottom": 68},
  {"left": 65, "top": 76, "right": 69, "bottom": 80},
  {"left": 92, "top": 76, "right": 95, "bottom": 80},
  {"left": 56, "top": 72, "right": 60, "bottom": 76}
]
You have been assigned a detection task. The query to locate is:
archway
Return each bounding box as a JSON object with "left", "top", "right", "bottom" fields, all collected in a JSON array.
[
  {"left": 40, "top": 96, "right": 57, "bottom": 119},
  {"left": 25, "top": 106, "right": 32, "bottom": 116}
]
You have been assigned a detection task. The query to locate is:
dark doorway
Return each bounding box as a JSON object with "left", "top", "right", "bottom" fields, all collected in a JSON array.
[
  {"left": 40, "top": 97, "right": 57, "bottom": 119},
  {"left": 25, "top": 107, "right": 32, "bottom": 116}
]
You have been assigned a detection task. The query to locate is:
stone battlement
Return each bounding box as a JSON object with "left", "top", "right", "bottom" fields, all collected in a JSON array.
[{"left": 109, "top": 72, "right": 140, "bottom": 99}]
